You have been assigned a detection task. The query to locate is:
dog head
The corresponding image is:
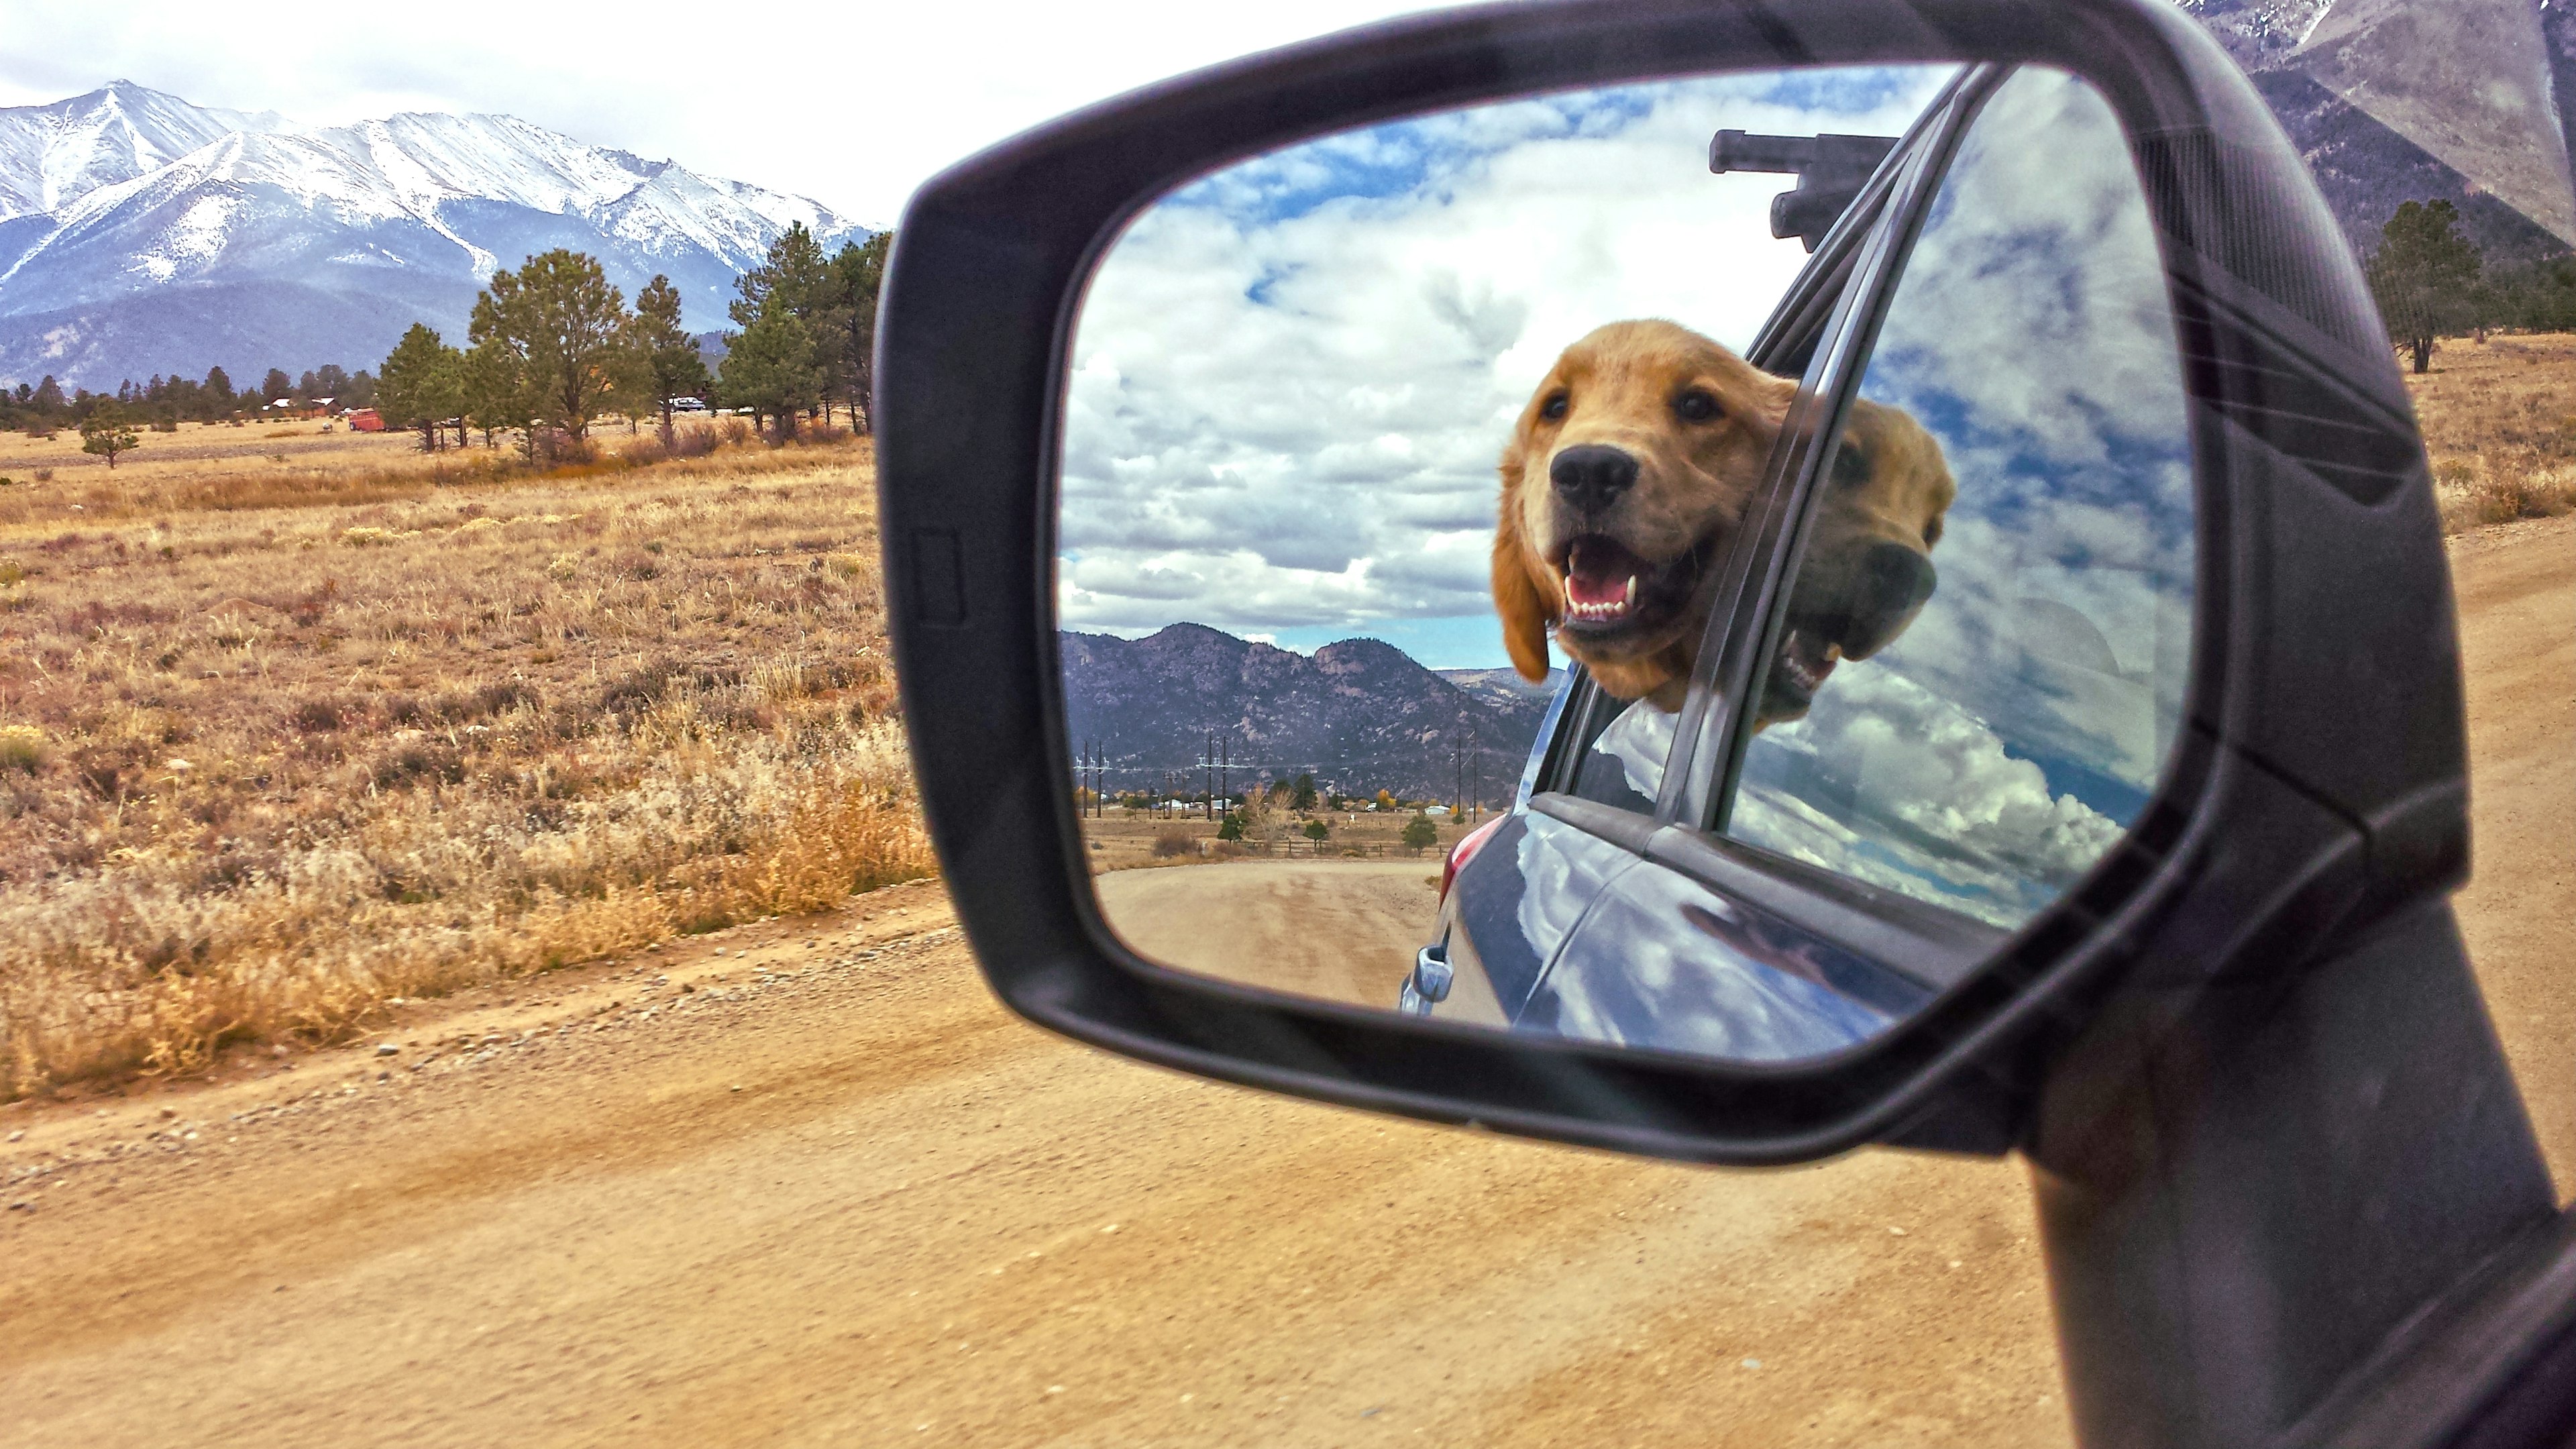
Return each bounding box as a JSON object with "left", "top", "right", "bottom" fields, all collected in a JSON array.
[
  {"left": 1756, "top": 396, "right": 1955, "bottom": 726},
  {"left": 1492, "top": 319, "right": 1795, "bottom": 704}
]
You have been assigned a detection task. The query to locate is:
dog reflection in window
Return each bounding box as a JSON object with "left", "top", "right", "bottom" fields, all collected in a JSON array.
[{"left": 1493, "top": 320, "right": 1953, "bottom": 802}]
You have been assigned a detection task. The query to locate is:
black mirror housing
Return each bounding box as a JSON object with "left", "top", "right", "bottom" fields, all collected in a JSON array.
[{"left": 873, "top": 0, "right": 2461, "bottom": 1165}]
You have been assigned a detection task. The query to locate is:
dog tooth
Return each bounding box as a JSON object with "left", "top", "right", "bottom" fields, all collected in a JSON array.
[{"left": 1623, "top": 576, "right": 1637, "bottom": 606}]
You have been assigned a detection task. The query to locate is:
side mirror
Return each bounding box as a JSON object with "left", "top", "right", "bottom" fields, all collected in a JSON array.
[{"left": 875, "top": 0, "right": 2458, "bottom": 1163}]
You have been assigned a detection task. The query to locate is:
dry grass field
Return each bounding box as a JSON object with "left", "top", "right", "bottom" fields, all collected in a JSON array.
[
  {"left": 2407, "top": 332, "right": 2576, "bottom": 531},
  {"left": 0, "top": 425, "right": 932, "bottom": 1099},
  {"left": 0, "top": 327, "right": 2560, "bottom": 1103}
]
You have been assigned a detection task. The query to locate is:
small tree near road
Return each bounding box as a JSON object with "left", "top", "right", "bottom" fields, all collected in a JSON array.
[
  {"left": 1402, "top": 810, "right": 1438, "bottom": 853},
  {"left": 80, "top": 402, "right": 140, "bottom": 468},
  {"left": 1303, "top": 818, "right": 1330, "bottom": 843},
  {"left": 2367, "top": 199, "right": 2483, "bottom": 375}
]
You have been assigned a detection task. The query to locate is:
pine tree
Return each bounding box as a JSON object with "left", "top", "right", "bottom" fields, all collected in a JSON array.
[
  {"left": 204, "top": 366, "right": 234, "bottom": 407},
  {"left": 730, "top": 223, "right": 833, "bottom": 425},
  {"left": 377, "top": 323, "right": 466, "bottom": 451},
  {"left": 460, "top": 339, "right": 531, "bottom": 451},
  {"left": 80, "top": 400, "right": 141, "bottom": 468},
  {"left": 719, "top": 311, "right": 821, "bottom": 443},
  {"left": 261, "top": 368, "right": 293, "bottom": 402},
  {"left": 470, "top": 250, "right": 635, "bottom": 443},
  {"left": 634, "top": 274, "right": 710, "bottom": 445},
  {"left": 828, "top": 233, "right": 892, "bottom": 433},
  {"left": 2367, "top": 200, "right": 2483, "bottom": 375}
]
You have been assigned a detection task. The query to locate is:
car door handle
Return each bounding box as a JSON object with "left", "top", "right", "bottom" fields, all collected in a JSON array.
[{"left": 1400, "top": 942, "right": 1454, "bottom": 1014}]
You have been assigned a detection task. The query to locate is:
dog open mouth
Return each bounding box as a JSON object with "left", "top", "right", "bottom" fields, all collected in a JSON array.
[
  {"left": 1552, "top": 535, "right": 1695, "bottom": 637},
  {"left": 1762, "top": 623, "right": 1841, "bottom": 716}
]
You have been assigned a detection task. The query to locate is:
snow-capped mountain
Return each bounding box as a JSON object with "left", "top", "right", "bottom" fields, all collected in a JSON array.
[
  {"left": 0, "top": 82, "right": 870, "bottom": 390},
  {"left": 2178, "top": 0, "right": 2575, "bottom": 258}
]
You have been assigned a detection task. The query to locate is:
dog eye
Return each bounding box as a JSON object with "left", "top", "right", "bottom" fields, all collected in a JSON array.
[
  {"left": 1672, "top": 389, "right": 1721, "bottom": 423},
  {"left": 1539, "top": 392, "right": 1570, "bottom": 422}
]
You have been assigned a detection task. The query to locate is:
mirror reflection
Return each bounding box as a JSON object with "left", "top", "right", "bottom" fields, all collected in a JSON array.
[
  {"left": 1725, "top": 69, "right": 2194, "bottom": 931},
  {"left": 1059, "top": 64, "right": 2188, "bottom": 1064}
]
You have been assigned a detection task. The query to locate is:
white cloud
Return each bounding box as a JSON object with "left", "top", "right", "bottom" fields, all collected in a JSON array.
[
  {"left": 1730, "top": 70, "right": 2199, "bottom": 926},
  {"left": 1061, "top": 66, "right": 1956, "bottom": 641}
]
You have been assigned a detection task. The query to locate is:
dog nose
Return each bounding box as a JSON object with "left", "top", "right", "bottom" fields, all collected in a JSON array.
[
  {"left": 1861, "top": 540, "right": 1938, "bottom": 615},
  {"left": 1837, "top": 541, "right": 1937, "bottom": 659},
  {"left": 1550, "top": 445, "right": 1638, "bottom": 514}
]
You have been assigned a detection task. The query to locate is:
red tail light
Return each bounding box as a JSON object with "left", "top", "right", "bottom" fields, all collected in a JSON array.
[{"left": 1440, "top": 814, "right": 1507, "bottom": 904}]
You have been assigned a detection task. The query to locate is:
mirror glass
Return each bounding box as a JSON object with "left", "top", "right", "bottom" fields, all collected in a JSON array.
[{"left": 1057, "top": 64, "right": 2188, "bottom": 1060}]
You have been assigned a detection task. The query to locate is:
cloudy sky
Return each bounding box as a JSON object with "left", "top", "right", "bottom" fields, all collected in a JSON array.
[
  {"left": 0, "top": 0, "right": 1458, "bottom": 225},
  {"left": 1727, "top": 70, "right": 2195, "bottom": 929},
  {"left": 1060, "top": 65, "right": 1955, "bottom": 668}
]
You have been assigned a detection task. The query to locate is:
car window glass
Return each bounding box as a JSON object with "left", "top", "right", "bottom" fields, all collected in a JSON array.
[
  {"left": 1565, "top": 682, "right": 1674, "bottom": 812},
  {"left": 1722, "top": 68, "right": 2194, "bottom": 928}
]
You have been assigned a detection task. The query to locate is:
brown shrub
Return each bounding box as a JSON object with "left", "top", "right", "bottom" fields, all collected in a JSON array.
[
  {"left": 1152, "top": 828, "right": 1195, "bottom": 859},
  {"left": 2407, "top": 335, "right": 2576, "bottom": 533}
]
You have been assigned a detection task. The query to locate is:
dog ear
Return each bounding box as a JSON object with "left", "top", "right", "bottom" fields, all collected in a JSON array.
[{"left": 1493, "top": 449, "right": 1556, "bottom": 684}]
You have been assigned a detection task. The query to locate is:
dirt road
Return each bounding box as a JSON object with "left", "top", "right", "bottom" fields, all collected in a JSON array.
[
  {"left": 1095, "top": 859, "right": 1441, "bottom": 1008},
  {"left": 1, "top": 518, "right": 2567, "bottom": 1448}
]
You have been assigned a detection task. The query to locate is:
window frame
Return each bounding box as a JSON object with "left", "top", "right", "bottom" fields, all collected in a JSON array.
[
  {"left": 1526, "top": 66, "right": 1985, "bottom": 816},
  {"left": 1646, "top": 60, "right": 2201, "bottom": 982},
  {"left": 1549, "top": 64, "right": 2039, "bottom": 977}
]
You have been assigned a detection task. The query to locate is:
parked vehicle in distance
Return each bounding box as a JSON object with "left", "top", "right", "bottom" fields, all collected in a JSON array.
[{"left": 669, "top": 396, "right": 708, "bottom": 413}]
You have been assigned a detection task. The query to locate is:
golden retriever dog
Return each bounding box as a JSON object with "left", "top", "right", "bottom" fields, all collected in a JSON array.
[
  {"left": 1491, "top": 318, "right": 1953, "bottom": 724},
  {"left": 1758, "top": 388, "right": 1954, "bottom": 725}
]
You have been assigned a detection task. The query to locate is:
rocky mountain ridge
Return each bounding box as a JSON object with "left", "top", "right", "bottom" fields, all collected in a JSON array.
[
  {"left": 2178, "top": 0, "right": 2575, "bottom": 259},
  {"left": 1060, "top": 624, "right": 1558, "bottom": 806}
]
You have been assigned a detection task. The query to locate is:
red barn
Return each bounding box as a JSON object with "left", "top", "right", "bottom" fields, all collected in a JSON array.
[{"left": 345, "top": 408, "right": 385, "bottom": 433}]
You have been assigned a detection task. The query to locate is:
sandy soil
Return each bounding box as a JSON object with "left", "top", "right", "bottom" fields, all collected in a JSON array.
[
  {"left": 1096, "top": 859, "right": 1442, "bottom": 1008},
  {"left": 0, "top": 517, "right": 2565, "bottom": 1448}
]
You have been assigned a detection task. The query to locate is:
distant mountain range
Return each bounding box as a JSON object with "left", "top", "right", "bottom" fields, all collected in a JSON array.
[
  {"left": 4, "top": 9, "right": 2563, "bottom": 394},
  {"left": 2178, "top": 0, "right": 2575, "bottom": 259},
  {"left": 0, "top": 82, "right": 869, "bottom": 391},
  {"left": 1060, "top": 624, "right": 1562, "bottom": 806}
]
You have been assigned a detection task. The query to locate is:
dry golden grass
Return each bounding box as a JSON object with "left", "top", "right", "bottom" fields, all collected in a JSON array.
[
  {"left": 0, "top": 429, "right": 934, "bottom": 1099},
  {"left": 0, "top": 415, "right": 824, "bottom": 528},
  {"left": 2406, "top": 333, "right": 2576, "bottom": 532}
]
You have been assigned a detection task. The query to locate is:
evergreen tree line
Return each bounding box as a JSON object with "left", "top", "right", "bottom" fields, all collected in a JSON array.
[
  {"left": 372, "top": 224, "right": 891, "bottom": 455},
  {"left": 0, "top": 362, "right": 378, "bottom": 435},
  {"left": 2368, "top": 199, "right": 2576, "bottom": 373}
]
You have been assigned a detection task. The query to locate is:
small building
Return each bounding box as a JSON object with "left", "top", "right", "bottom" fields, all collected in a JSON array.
[{"left": 345, "top": 408, "right": 384, "bottom": 433}]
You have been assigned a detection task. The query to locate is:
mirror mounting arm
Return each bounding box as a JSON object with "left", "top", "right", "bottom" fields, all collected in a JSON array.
[{"left": 1710, "top": 128, "right": 1902, "bottom": 251}]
